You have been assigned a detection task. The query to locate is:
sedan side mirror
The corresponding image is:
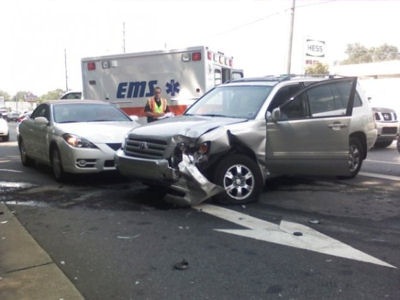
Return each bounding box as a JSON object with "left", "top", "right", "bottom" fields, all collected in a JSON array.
[
  {"left": 129, "top": 115, "right": 139, "bottom": 122},
  {"left": 34, "top": 116, "right": 49, "bottom": 125}
]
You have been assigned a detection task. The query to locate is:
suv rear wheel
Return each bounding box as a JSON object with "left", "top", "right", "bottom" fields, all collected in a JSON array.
[
  {"left": 345, "top": 137, "right": 363, "bottom": 178},
  {"left": 213, "top": 154, "right": 263, "bottom": 204}
]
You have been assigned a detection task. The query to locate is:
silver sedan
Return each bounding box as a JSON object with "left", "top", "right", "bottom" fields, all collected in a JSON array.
[{"left": 18, "top": 100, "right": 139, "bottom": 181}]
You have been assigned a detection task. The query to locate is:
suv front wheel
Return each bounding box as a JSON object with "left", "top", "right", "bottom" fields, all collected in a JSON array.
[{"left": 213, "top": 154, "right": 263, "bottom": 204}]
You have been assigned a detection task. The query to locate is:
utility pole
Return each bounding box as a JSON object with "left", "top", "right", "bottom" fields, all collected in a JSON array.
[
  {"left": 122, "top": 22, "right": 126, "bottom": 53},
  {"left": 64, "top": 48, "right": 69, "bottom": 91},
  {"left": 286, "top": 0, "right": 295, "bottom": 74}
]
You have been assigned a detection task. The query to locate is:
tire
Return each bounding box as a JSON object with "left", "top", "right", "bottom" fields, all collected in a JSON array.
[
  {"left": 51, "top": 147, "right": 67, "bottom": 182},
  {"left": 342, "top": 137, "right": 363, "bottom": 179},
  {"left": 213, "top": 154, "right": 263, "bottom": 204},
  {"left": 3, "top": 133, "right": 9, "bottom": 142},
  {"left": 19, "top": 138, "right": 33, "bottom": 166},
  {"left": 374, "top": 140, "right": 393, "bottom": 148}
]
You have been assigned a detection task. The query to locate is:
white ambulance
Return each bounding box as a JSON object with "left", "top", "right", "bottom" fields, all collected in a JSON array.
[{"left": 81, "top": 46, "right": 243, "bottom": 119}]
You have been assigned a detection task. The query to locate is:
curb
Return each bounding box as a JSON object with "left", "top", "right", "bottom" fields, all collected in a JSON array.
[{"left": 0, "top": 202, "right": 84, "bottom": 300}]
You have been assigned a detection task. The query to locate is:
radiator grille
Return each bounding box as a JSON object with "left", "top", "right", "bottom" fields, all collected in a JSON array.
[{"left": 125, "top": 137, "right": 169, "bottom": 159}]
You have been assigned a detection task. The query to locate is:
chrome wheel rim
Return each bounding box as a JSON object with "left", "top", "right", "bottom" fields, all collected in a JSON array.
[
  {"left": 223, "top": 164, "right": 254, "bottom": 201},
  {"left": 348, "top": 144, "right": 360, "bottom": 173}
]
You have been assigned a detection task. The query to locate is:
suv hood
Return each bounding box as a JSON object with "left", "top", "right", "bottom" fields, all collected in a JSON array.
[{"left": 130, "top": 115, "right": 247, "bottom": 138}]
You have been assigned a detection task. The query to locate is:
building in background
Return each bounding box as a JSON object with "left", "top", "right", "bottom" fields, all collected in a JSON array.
[{"left": 331, "top": 60, "right": 400, "bottom": 114}]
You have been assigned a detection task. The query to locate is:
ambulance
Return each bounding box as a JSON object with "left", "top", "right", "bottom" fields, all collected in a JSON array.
[{"left": 81, "top": 46, "right": 243, "bottom": 120}]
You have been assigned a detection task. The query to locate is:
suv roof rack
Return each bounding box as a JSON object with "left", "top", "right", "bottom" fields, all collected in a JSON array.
[{"left": 227, "top": 73, "right": 350, "bottom": 84}]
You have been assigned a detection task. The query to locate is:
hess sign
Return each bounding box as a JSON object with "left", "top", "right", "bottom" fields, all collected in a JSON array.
[{"left": 305, "top": 39, "right": 325, "bottom": 57}]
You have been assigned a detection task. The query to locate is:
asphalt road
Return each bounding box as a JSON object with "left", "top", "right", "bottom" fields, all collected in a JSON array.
[{"left": 1, "top": 122, "right": 399, "bottom": 299}]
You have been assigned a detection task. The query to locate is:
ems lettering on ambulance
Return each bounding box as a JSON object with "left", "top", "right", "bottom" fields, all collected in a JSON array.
[
  {"left": 116, "top": 80, "right": 158, "bottom": 98},
  {"left": 116, "top": 79, "right": 180, "bottom": 99}
]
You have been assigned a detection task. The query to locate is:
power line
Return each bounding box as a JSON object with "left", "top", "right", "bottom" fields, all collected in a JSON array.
[{"left": 213, "top": 0, "right": 335, "bottom": 36}]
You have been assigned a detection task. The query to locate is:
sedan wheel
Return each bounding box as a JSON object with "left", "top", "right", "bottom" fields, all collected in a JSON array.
[
  {"left": 213, "top": 154, "right": 263, "bottom": 204},
  {"left": 19, "top": 138, "right": 33, "bottom": 166},
  {"left": 51, "top": 147, "right": 67, "bottom": 181}
]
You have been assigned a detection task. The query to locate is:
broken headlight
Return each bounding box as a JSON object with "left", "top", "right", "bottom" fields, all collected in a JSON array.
[{"left": 170, "top": 138, "right": 210, "bottom": 168}]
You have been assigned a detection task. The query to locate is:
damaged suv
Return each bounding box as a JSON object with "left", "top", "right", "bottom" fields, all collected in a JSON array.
[{"left": 115, "top": 76, "right": 377, "bottom": 205}]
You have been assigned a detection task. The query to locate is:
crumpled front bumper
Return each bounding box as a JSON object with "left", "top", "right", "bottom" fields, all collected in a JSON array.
[{"left": 114, "top": 149, "right": 223, "bottom": 206}]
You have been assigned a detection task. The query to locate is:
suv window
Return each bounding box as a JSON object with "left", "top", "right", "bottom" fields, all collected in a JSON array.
[
  {"left": 281, "top": 80, "right": 355, "bottom": 120},
  {"left": 267, "top": 84, "right": 303, "bottom": 112}
]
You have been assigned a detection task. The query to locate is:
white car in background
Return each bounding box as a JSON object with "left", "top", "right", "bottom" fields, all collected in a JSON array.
[
  {"left": 18, "top": 100, "right": 139, "bottom": 181},
  {"left": 0, "top": 117, "right": 9, "bottom": 141},
  {"left": 372, "top": 107, "right": 399, "bottom": 148}
]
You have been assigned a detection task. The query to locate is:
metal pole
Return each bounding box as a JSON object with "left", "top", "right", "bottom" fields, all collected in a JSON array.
[
  {"left": 64, "top": 48, "right": 69, "bottom": 91},
  {"left": 286, "top": 0, "right": 295, "bottom": 74},
  {"left": 123, "top": 22, "right": 126, "bottom": 53}
]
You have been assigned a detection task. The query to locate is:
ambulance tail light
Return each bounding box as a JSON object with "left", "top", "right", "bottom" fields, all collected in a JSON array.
[
  {"left": 207, "top": 51, "right": 212, "bottom": 60},
  {"left": 192, "top": 52, "right": 202, "bottom": 61},
  {"left": 87, "top": 62, "right": 96, "bottom": 71}
]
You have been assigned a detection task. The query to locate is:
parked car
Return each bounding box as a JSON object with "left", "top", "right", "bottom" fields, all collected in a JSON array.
[
  {"left": 0, "top": 117, "right": 9, "bottom": 141},
  {"left": 0, "top": 108, "right": 8, "bottom": 119},
  {"left": 6, "top": 111, "right": 20, "bottom": 122},
  {"left": 60, "top": 91, "right": 82, "bottom": 100},
  {"left": 397, "top": 135, "right": 400, "bottom": 153},
  {"left": 18, "top": 100, "right": 139, "bottom": 181},
  {"left": 115, "top": 75, "right": 377, "bottom": 205},
  {"left": 372, "top": 107, "right": 399, "bottom": 148},
  {"left": 16, "top": 111, "right": 33, "bottom": 135}
]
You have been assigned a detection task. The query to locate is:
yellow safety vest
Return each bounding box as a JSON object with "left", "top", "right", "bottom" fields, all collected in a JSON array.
[{"left": 148, "top": 97, "right": 167, "bottom": 113}]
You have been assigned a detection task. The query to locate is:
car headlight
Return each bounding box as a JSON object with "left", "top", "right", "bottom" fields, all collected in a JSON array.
[
  {"left": 172, "top": 138, "right": 210, "bottom": 167},
  {"left": 62, "top": 133, "right": 98, "bottom": 148}
]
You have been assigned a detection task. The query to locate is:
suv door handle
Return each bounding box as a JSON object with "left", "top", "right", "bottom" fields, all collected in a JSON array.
[{"left": 328, "top": 122, "right": 347, "bottom": 130}]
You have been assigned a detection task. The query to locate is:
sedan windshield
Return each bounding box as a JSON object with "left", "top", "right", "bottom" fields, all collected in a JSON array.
[
  {"left": 53, "top": 103, "right": 131, "bottom": 123},
  {"left": 185, "top": 85, "right": 273, "bottom": 119}
]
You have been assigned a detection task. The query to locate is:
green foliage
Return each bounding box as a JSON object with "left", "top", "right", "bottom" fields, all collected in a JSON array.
[
  {"left": 341, "top": 43, "right": 400, "bottom": 64},
  {"left": 0, "top": 90, "right": 11, "bottom": 101},
  {"left": 39, "top": 89, "right": 65, "bottom": 101},
  {"left": 12, "top": 91, "right": 32, "bottom": 102},
  {"left": 305, "top": 62, "right": 329, "bottom": 75}
]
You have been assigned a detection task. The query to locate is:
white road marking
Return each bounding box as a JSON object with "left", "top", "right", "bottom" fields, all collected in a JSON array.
[
  {"left": 359, "top": 171, "right": 400, "bottom": 181},
  {"left": 0, "top": 169, "right": 22, "bottom": 173},
  {"left": 194, "top": 204, "right": 396, "bottom": 268},
  {"left": 366, "top": 159, "right": 400, "bottom": 165}
]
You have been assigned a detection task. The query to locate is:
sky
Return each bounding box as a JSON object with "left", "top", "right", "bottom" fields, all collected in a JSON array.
[{"left": 1, "top": 0, "right": 400, "bottom": 97}]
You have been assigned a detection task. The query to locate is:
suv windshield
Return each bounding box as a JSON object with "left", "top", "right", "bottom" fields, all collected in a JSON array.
[{"left": 185, "top": 85, "right": 273, "bottom": 119}]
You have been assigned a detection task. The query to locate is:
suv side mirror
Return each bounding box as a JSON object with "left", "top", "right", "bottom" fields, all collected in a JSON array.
[{"left": 270, "top": 107, "right": 281, "bottom": 122}]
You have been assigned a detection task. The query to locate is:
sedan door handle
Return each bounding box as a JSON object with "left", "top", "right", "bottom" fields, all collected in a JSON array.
[{"left": 328, "top": 122, "right": 347, "bottom": 130}]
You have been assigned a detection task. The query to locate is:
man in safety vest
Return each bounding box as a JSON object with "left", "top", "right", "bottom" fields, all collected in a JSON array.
[{"left": 144, "top": 86, "right": 171, "bottom": 123}]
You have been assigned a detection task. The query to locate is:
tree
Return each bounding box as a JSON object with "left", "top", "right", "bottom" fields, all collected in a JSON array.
[
  {"left": 305, "top": 62, "right": 329, "bottom": 75},
  {"left": 371, "top": 44, "right": 400, "bottom": 61},
  {"left": 39, "top": 89, "right": 65, "bottom": 101},
  {"left": 341, "top": 43, "right": 400, "bottom": 64},
  {"left": 12, "top": 91, "right": 31, "bottom": 102},
  {"left": 0, "top": 90, "right": 11, "bottom": 101}
]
